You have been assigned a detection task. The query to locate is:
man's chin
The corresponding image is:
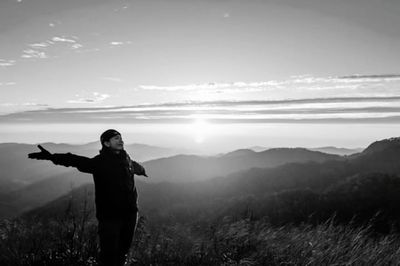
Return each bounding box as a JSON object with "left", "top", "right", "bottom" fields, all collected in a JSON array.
[{"left": 111, "top": 146, "right": 124, "bottom": 151}]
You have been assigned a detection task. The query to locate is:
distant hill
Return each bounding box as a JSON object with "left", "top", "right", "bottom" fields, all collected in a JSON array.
[
  {"left": 309, "top": 146, "right": 363, "bottom": 156},
  {"left": 249, "top": 146, "right": 363, "bottom": 156},
  {"left": 0, "top": 146, "right": 340, "bottom": 219},
  {"left": 0, "top": 142, "right": 191, "bottom": 218},
  {"left": 0, "top": 142, "right": 189, "bottom": 188},
  {"left": 25, "top": 137, "right": 400, "bottom": 226},
  {"left": 248, "top": 146, "right": 268, "bottom": 152},
  {"left": 223, "top": 149, "right": 257, "bottom": 157},
  {"left": 350, "top": 137, "right": 400, "bottom": 174},
  {"left": 0, "top": 143, "right": 73, "bottom": 192},
  {"left": 143, "top": 148, "right": 341, "bottom": 183},
  {"left": 362, "top": 137, "right": 400, "bottom": 154},
  {"left": 0, "top": 171, "right": 92, "bottom": 219},
  {"left": 9, "top": 137, "right": 400, "bottom": 221}
]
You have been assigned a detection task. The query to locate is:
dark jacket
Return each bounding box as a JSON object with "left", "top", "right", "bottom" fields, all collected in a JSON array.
[{"left": 50, "top": 148, "right": 146, "bottom": 220}]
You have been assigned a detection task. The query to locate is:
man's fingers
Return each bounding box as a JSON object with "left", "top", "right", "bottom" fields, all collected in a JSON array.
[
  {"left": 38, "top": 145, "right": 46, "bottom": 152},
  {"left": 38, "top": 145, "right": 51, "bottom": 155}
]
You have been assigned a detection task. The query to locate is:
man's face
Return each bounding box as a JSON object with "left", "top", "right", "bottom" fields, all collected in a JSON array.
[{"left": 104, "top": 134, "right": 124, "bottom": 151}]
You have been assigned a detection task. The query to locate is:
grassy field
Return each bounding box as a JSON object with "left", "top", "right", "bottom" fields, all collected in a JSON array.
[{"left": 2, "top": 213, "right": 400, "bottom": 266}]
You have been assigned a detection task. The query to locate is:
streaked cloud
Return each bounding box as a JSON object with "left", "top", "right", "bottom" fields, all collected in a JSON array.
[
  {"left": 67, "top": 92, "right": 110, "bottom": 104},
  {"left": 1, "top": 102, "right": 46, "bottom": 106},
  {"left": 114, "top": 5, "right": 130, "bottom": 12},
  {"left": 51, "top": 36, "right": 78, "bottom": 43},
  {"left": 28, "top": 42, "right": 51, "bottom": 48},
  {"left": 136, "top": 75, "right": 400, "bottom": 102},
  {"left": 338, "top": 74, "right": 400, "bottom": 80},
  {"left": 75, "top": 48, "right": 100, "bottom": 54},
  {"left": 138, "top": 74, "right": 400, "bottom": 94},
  {"left": 101, "top": 77, "right": 123, "bottom": 83},
  {"left": 110, "top": 41, "right": 132, "bottom": 46},
  {"left": 48, "top": 20, "right": 61, "bottom": 28},
  {"left": 21, "top": 49, "right": 48, "bottom": 59},
  {"left": 21, "top": 36, "right": 83, "bottom": 60},
  {"left": 0, "top": 82, "right": 16, "bottom": 86},
  {"left": 139, "top": 81, "right": 281, "bottom": 92},
  {"left": 0, "top": 59, "right": 16, "bottom": 67},
  {"left": 2, "top": 96, "right": 400, "bottom": 124},
  {"left": 71, "top": 44, "right": 83, "bottom": 49}
]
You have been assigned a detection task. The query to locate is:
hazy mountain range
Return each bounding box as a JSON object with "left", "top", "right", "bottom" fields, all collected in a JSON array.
[
  {"left": 143, "top": 148, "right": 341, "bottom": 183},
  {"left": 248, "top": 145, "right": 362, "bottom": 155},
  {"left": 0, "top": 142, "right": 189, "bottom": 190},
  {"left": 0, "top": 141, "right": 358, "bottom": 219},
  {"left": 25, "top": 137, "right": 400, "bottom": 228}
]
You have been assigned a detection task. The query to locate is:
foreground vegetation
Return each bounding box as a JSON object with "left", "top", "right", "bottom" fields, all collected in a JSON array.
[
  {"left": 2, "top": 207, "right": 400, "bottom": 265},
  {"left": 2, "top": 172, "right": 400, "bottom": 265}
]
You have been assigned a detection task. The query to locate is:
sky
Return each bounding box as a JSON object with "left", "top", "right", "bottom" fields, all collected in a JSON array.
[{"left": 1, "top": 0, "right": 400, "bottom": 152}]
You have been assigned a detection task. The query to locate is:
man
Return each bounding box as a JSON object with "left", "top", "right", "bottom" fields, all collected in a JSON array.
[{"left": 28, "top": 129, "right": 148, "bottom": 266}]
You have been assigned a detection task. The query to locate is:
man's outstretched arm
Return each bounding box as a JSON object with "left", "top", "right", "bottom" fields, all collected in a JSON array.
[
  {"left": 132, "top": 161, "right": 148, "bottom": 177},
  {"left": 28, "top": 145, "right": 95, "bottom": 174}
]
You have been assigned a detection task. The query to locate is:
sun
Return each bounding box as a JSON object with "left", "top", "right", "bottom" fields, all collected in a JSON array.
[{"left": 191, "top": 118, "right": 212, "bottom": 144}]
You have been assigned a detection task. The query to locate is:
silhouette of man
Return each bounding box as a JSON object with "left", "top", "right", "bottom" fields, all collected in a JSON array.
[{"left": 28, "top": 129, "right": 147, "bottom": 266}]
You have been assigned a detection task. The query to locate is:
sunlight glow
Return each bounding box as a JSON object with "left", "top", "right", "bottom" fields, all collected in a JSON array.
[{"left": 191, "top": 118, "right": 214, "bottom": 144}]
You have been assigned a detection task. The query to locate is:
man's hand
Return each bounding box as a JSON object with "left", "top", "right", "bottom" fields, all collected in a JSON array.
[{"left": 28, "top": 145, "right": 52, "bottom": 160}]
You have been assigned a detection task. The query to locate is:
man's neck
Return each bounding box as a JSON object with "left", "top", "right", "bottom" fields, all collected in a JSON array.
[{"left": 101, "top": 147, "right": 123, "bottom": 155}]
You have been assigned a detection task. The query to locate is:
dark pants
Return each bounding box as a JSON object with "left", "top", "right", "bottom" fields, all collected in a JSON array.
[{"left": 98, "top": 212, "right": 138, "bottom": 266}]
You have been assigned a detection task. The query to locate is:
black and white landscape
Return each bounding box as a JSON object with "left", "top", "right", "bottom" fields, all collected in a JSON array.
[
  {"left": 1, "top": 137, "right": 400, "bottom": 265},
  {"left": 1, "top": 0, "right": 400, "bottom": 265}
]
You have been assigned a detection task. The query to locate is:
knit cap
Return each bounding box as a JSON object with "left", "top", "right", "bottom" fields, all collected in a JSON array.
[{"left": 100, "top": 129, "right": 121, "bottom": 145}]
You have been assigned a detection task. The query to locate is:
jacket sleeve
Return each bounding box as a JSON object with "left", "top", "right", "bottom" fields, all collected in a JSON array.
[
  {"left": 132, "top": 160, "right": 147, "bottom": 176},
  {"left": 51, "top": 153, "right": 95, "bottom": 174}
]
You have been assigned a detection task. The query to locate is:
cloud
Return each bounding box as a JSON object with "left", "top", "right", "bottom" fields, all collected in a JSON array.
[
  {"left": 0, "top": 82, "right": 16, "bottom": 86},
  {"left": 52, "top": 36, "right": 77, "bottom": 43},
  {"left": 102, "top": 77, "right": 123, "bottom": 83},
  {"left": 22, "top": 102, "right": 48, "bottom": 107},
  {"left": 338, "top": 74, "right": 400, "bottom": 80},
  {"left": 29, "top": 42, "right": 50, "bottom": 48},
  {"left": 139, "top": 81, "right": 282, "bottom": 92},
  {"left": 279, "top": 74, "right": 400, "bottom": 85},
  {"left": 67, "top": 92, "right": 110, "bottom": 104},
  {"left": 0, "top": 102, "right": 48, "bottom": 107},
  {"left": 110, "top": 41, "right": 132, "bottom": 46},
  {"left": 2, "top": 96, "right": 400, "bottom": 124},
  {"left": 137, "top": 74, "right": 400, "bottom": 99},
  {"left": 21, "top": 36, "right": 83, "bottom": 60},
  {"left": 71, "top": 44, "right": 83, "bottom": 49},
  {"left": 0, "top": 59, "right": 16, "bottom": 67},
  {"left": 21, "top": 49, "right": 48, "bottom": 59},
  {"left": 48, "top": 20, "right": 61, "bottom": 28},
  {"left": 110, "top": 42, "right": 124, "bottom": 46},
  {"left": 75, "top": 48, "right": 100, "bottom": 54},
  {"left": 114, "top": 5, "right": 129, "bottom": 12}
]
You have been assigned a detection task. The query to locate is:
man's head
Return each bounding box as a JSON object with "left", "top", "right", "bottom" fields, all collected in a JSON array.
[{"left": 100, "top": 129, "right": 124, "bottom": 151}]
